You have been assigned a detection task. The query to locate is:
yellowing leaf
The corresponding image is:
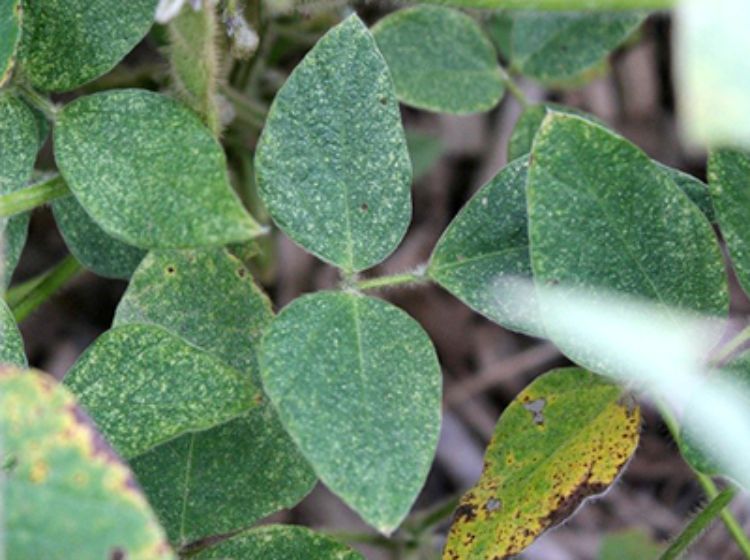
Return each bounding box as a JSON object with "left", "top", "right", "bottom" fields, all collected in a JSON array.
[
  {"left": 443, "top": 368, "right": 640, "bottom": 560},
  {"left": 0, "top": 367, "right": 174, "bottom": 559}
]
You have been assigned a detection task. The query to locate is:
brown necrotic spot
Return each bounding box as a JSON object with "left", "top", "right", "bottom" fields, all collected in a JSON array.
[
  {"left": 165, "top": 265, "right": 176, "bottom": 275},
  {"left": 454, "top": 502, "right": 477, "bottom": 523}
]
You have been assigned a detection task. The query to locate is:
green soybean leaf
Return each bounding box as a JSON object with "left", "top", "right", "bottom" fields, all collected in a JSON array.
[
  {"left": 0, "top": 0, "right": 21, "bottom": 87},
  {"left": 18, "top": 0, "right": 157, "bottom": 92},
  {"left": 52, "top": 195, "right": 146, "bottom": 279},
  {"left": 115, "top": 249, "right": 315, "bottom": 544},
  {"left": 193, "top": 525, "right": 364, "bottom": 560},
  {"left": 443, "top": 367, "right": 640, "bottom": 560},
  {"left": 509, "top": 12, "right": 644, "bottom": 83},
  {"left": 256, "top": 15, "right": 412, "bottom": 273},
  {"left": 508, "top": 103, "right": 602, "bottom": 161},
  {"left": 0, "top": 298, "right": 24, "bottom": 365},
  {"left": 708, "top": 150, "right": 750, "bottom": 298},
  {"left": 677, "top": 0, "right": 750, "bottom": 148},
  {"left": 527, "top": 114, "right": 728, "bottom": 369},
  {"left": 598, "top": 529, "right": 664, "bottom": 560},
  {"left": 657, "top": 163, "right": 715, "bottom": 223},
  {"left": 0, "top": 367, "right": 174, "bottom": 560},
  {"left": 261, "top": 291, "right": 442, "bottom": 533},
  {"left": 55, "top": 89, "right": 261, "bottom": 249},
  {"left": 428, "top": 157, "right": 542, "bottom": 336},
  {"left": 64, "top": 324, "right": 259, "bottom": 459},
  {"left": 406, "top": 131, "right": 443, "bottom": 181},
  {"left": 0, "top": 93, "right": 37, "bottom": 288},
  {"left": 509, "top": 105, "right": 716, "bottom": 222},
  {"left": 372, "top": 6, "right": 504, "bottom": 114}
]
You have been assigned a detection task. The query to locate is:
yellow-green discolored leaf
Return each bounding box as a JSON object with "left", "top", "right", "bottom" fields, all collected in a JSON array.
[
  {"left": 256, "top": 15, "right": 412, "bottom": 273},
  {"left": 0, "top": 298, "right": 24, "bottom": 365},
  {"left": 52, "top": 194, "right": 146, "bottom": 280},
  {"left": 18, "top": 0, "right": 157, "bottom": 92},
  {"left": 193, "top": 525, "right": 365, "bottom": 559},
  {"left": 0, "top": 0, "right": 21, "bottom": 87},
  {"left": 54, "top": 89, "right": 262, "bottom": 250},
  {"left": 372, "top": 6, "right": 504, "bottom": 114},
  {"left": 114, "top": 249, "right": 315, "bottom": 545},
  {"left": 63, "top": 324, "right": 259, "bottom": 459},
  {"left": 509, "top": 11, "right": 644, "bottom": 83},
  {"left": 260, "top": 291, "right": 442, "bottom": 533},
  {"left": 0, "top": 93, "right": 37, "bottom": 289},
  {"left": 443, "top": 367, "right": 640, "bottom": 560},
  {"left": 428, "top": 157, "right": 542, "bottom": 336},
  {"left": 0, "top": 367, "right": 175, "bottom": 560},
  {"left": 527, "top": 113, "right": 728, "bottom": 375},
  {"left": 708, "top": 149, "right": 750, "bottom": 298}
]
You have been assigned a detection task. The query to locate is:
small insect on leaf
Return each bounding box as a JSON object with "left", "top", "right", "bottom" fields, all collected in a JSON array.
[{"left": 443, "top": 367, "right": 640, "bottom": 560}]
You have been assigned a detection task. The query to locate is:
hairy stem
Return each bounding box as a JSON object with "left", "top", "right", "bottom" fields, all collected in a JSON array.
[
  {"left": 9, "top": 255, "right": 84, "bottom": 323},
  {"left": 168, "top": 0, "right": 222, "bottom": 136},
  {"left": 660, "top": 487, "right": 737, "bottom": 560},
  {"left": 0, "top": 175, "right": 70, "bottom": 218},
  {"left": 657, "top": 402, "right": 750, "bottom": 558}
]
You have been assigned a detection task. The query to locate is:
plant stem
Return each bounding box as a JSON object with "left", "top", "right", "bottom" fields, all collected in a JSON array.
[
  {"left": 499, "top": 66, "right": 529, "bottom": 108},
  {"left": 657, "top": 401, "right": 750, "bottom": 558},
  {"left": 695, "top": 474, "right": 750, "bottom": 558},
  {"left": 660, "top": 487, "right": 737, "bottom": 560},
  {"left": 0, "top": 175, "right": 70, "bottom": 218},
  {"left": 16, "top": 83, "right": 59, "bottom": 121},
  {"left": 712, "top": 325, "right": 750, "bottom": 365},
  {"left": 9, "top": 255, "right": 84, "bottom": 323},
  {"left": 326, "top": 531, "right": 399, "bottom": 551},
  {"left": 354, "top": 270, "right": 430, "bottom": 292}
]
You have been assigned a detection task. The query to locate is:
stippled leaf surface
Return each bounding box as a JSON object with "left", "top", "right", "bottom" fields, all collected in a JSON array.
[
  {"left": 0, "top": 367, "right": 174, "bottom": 560},
  {"left": 193, "top": 525, "right": 364, "bottom": 560},
  {"left": 527, "top": 114, "right": 728, "bottom": 373},
  {"left": 677, "top": 0, "right": 750, "bottom": 148},
  {"left": 18, "top": 0, "right": 156, "bottom": 92},
  {"left": 256, "top": 15, "right": 412, "bottom": 273},
  {"left": 0, "top": 298, "right": 24, "bottom": 365},
  {"left": 0, "top": 0, "right": 20, "bottom": 86},
  {"left": 64, "top": 324, "right": 259, "bottom": 459},
  {"left": 708, "top": 150, "right": 750, "bottom": 298},
  {"left": 443, "top": 367, "right": 640, "bottom": 560},
  {"left": 260, "top": 291, "right": 442, "bottom": 533},
  {"left": 508, "top": 104, "right": 716, "bottom": 222},
  {"left": 598, "top": 529, "right": 664, "bottom": 560},
  {"left": 428, "top": 157, "right": 542, "bottom": 336},
  {"left": 52, "top": 195, "right": 146, "bottom": 280},
  {"left": 507, "top": 103, "right": 602, "bottom": 161},
  {"left": 115, "top": 249, "right": 315, "bottom": 544},
  {"left": 509, "top": 12, "right": 644, "bottom": 82},
  {"left": 372, "top": 6, "right": 504, "bottom": 114},
  {"left": 0, "top": 93, "right": 37, "bottom": 289},
  {"left": 656, "top": 163, "right": 715, "bottom": 223},
  {"left": 417, "top": 0, "right": 669, "bottom": 7},
  {"left": 54, "top": 89, "right": 261, "bottom": 249}
]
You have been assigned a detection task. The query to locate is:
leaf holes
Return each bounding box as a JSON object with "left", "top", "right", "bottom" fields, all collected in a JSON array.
[
  {"left": 236, "top": 267, "right": 247, "bottom": 278},
  {"left": 378, "top": 96, "right": 388, "bottom": 106}
]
